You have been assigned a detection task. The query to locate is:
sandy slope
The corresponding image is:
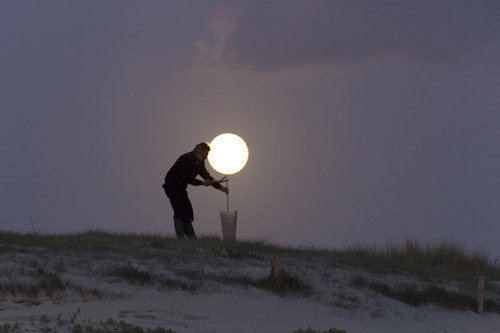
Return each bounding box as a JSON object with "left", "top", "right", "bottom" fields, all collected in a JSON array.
[
  {"left": 1, "top": 287, "right": 500, "bottom": 332},
  {"left": 1, "top": 238, "right": 499, "bottom": 332}
]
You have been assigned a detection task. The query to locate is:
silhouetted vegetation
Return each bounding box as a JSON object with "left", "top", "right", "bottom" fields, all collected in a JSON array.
[
  {"left": 1, "top": 231, "right": 497, "bottom": 281},
  {"left": 352, "top": 276, "right": 500, "bottom": 313},
  {"left": 1, "top": 314, "right": 176, "bottom": 333},
  {"left": 341, "top": 239, "right": 499, "bottom": 281},
  {"left": 294, "top": 328, "right": 346, "bottom": 333},
  {"left": 0, "top": 265, "right": 64, "bottom": 298}
]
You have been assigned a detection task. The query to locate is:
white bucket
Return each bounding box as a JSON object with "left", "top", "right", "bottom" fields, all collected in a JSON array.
[{"left": 220, "top": 210, "right": 237, "bottom": 241}]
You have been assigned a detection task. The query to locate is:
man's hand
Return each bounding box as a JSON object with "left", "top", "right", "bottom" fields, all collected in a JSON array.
[
  {"left": 202, "top": 179, "right": 222, "bottom": 186},
  {"left": 202, "top": 179, "right": 228, "bottom": 194}
]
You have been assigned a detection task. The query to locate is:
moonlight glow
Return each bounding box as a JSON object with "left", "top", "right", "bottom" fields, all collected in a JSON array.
[{"left": 208, "top": 133, "right": 249, "bottom": 175}]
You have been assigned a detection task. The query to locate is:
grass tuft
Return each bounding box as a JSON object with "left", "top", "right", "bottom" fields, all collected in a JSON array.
[
  {"left": 0, "top": 323, "right": 21, "bottom": 333},
  {"left": 0, "top": 266, "right": 64, "bottom": 298},
  {"left": 258, "top": 270, "right": 313, "bottom": 296},
  {"left": 110, "top": 264, "right": 152, "bottom": 286}
]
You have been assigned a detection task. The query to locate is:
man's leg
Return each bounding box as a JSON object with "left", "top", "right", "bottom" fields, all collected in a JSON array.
[
  {"left": 164, "top": 186, "right": 194, "bottom": 239},
  {"left": 183, "top": 220, "right": 196, "bottom": 239},
  {"left": 174, "top": 218, "right": 186, "bottom": 239}
]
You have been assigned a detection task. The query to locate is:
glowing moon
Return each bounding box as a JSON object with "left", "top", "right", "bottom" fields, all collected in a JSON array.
[{"left": 208, "top": 133, "right": 249, "bottom": 175}]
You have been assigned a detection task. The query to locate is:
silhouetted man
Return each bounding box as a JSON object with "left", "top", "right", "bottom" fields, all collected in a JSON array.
[{"left": 162, "top": 142, "right": 228, "bottom": 239}]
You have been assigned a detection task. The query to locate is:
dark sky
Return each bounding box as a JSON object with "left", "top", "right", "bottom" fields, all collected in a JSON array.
[{"left": 2, "top": 1, "right": 499, "bottom": 256}]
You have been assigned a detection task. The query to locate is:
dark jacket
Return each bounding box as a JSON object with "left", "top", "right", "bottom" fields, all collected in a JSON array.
[
  {"left": 162, "top": 151, "right": 221, "bottom": 221},
  {"left": 163, "top": 151, "right": 221, "bottom": 191}
]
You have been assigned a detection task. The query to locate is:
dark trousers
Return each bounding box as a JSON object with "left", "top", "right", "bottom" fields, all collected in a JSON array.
[
  {"left": 174, "top": 218, "right": 196, "bottom": 240},
  {"left": 163, "top": 184, "right": 196, "bottom": 239},
  {"left": 163, "top": 184, "right": 194, "bottom": 221}
]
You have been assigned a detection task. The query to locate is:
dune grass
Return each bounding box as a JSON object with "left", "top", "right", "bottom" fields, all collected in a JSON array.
[
  {"left": 1, "top": 230, "right": 499, "bottom": 313},
  {"left": 201, "top": 270, "right": 313, "bottom": 297},
  {"left": 1, "top": 266, "right": 65, "bottom": 299},
  {"left": 72, "top": 318, "right": 174, "bottom": 333},
  {"left": 0, "top": 316, "right": 175, "bottom": 333},
  {"left": 352, "top": 276, "right": 500, "bottom": 313},
  {"left": 339, "top": 239, "right": 499, "bottom": 282},
  {"left": 1, "top": 230, "right": 498, "bottom": 280},
  {"left": 294, "top": 328, "right": 346, "bottom": 333},
  {"left": 109, "top": 264, "right": 153, "bottom": 286}
]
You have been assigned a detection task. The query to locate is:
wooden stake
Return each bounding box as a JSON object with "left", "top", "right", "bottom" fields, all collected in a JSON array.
[
  {"left": 272, "top": 257, "right": 283, "bottom": 282},
  {"left": 477, "top": 275, "right": 485, "bottom": 315},
  {"left": 268, "top": 256, "right": 283, "bottom": 291}
]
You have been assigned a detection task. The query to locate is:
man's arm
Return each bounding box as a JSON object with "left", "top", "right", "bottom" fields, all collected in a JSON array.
[
  {"left": 188, "top": 178, "right": 203, "bottom": 186},
  {"left": 199, "top": 165, "right": 221, "bottom": 189},
  {"left": 199, "top": 163, "right": 229, "bottom": 193}
]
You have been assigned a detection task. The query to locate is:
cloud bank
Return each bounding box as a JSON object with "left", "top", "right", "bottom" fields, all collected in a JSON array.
[{"left": 198, "top": 0, "right": 500, "bottom": 71}]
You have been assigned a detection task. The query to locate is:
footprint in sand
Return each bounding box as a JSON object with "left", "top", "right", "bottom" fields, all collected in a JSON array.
[
  {"left": 117, "top": 310, "right": 137, "bottom": 317},
  {"left": 134, "top": 314, "right": 156, "bottom": 319},
  {"left": 117, "top": 310, "right": 156, "bottom": 319}
]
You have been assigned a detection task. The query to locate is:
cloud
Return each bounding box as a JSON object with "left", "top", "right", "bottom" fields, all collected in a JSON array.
[
  {"left": 198, "top": 0, "right": 500, "bottom": 71},
  {"left": 196, "top": 5, "right": 242, "bottom": 67}
]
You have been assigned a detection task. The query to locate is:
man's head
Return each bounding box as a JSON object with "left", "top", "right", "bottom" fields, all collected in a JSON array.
[{"left": 194, "top": 142, "right": 210, "bottom": 161}]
